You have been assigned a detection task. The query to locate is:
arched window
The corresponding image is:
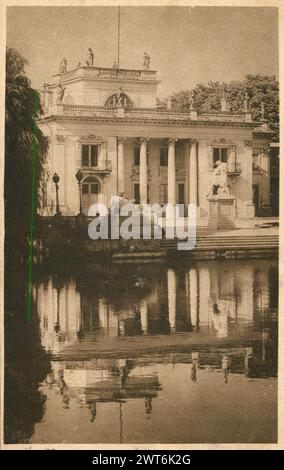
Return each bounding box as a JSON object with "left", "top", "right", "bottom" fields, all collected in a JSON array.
[
  {"left": 82, "top": 176, "right": 100, "bottom": 195},
  {"left": 105, "top": 93, "right": 133, "bottom": 108}
]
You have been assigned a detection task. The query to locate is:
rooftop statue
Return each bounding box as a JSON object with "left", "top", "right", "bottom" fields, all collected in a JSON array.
[
  {"left": 112, "top": 61, "right": 118, "bottom": 69},
  {"left": 261, "top": 102, "right": 265, "bottom": 120},
  {"left": 207, "top": 161, "right": 231, "bottom": 198},
  {"left": 116, "top": 87, "right": 125, "bottom": 107},
  {"left": 189, "top": 90, "right": 195, "bottom": 110},
  {"left": 59, "top": 57, "right": 67, "bottom": 74},
  {"left": 221, "top": 90, "right": 228, "bottom": 111},
  {"left": 86, "top": 48, "right": 94, "bottom": 66},
  {"left": 143, "top": 52, "right": 150, "bottom": 70}
]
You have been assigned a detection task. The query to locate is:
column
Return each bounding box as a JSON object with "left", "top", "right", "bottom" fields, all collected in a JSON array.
[
  {"left": 139, "top": 138, "right": 148, "bottom": 204},
  {"left": 117, "top": 138, "right": 125, "bottom": 196},
  {"left": 189, "top": 139, "right": 198, "bottom": 205},
  {"left": 243, "top": 140, "right": 255, "bottom": 217},
  {"left": 168, "top": 139, "right": 176, "bottom": 205}
]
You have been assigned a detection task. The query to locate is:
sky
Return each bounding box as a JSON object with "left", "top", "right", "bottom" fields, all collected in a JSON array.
[{"left": 6, "top": 5, "right": 279, "bottom": 98}]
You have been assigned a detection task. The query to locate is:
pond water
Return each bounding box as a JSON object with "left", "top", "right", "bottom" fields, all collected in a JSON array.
[{"left": 5, "top": 258, "right": 278, "bottom": 444}]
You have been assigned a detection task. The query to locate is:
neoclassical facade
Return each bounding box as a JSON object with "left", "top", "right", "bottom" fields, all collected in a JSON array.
[{"left": 39, "top": 62, "right": 273, "bottom": 221}]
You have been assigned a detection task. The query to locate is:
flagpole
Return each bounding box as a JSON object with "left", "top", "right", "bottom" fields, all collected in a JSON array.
[{"left": 117, "top": 6, "right": 120, "bottom": 68}]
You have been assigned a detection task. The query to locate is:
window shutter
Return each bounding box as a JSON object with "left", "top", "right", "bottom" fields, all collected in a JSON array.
[
  {"left": 82, "top": 145, "right": 89, "bottom": 166},
  {"left": 91, "top": 145, "right": 98, "bottom": 166}
]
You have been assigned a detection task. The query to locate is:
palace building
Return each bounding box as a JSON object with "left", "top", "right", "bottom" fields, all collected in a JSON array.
[{"left": 39, "top": 58, "right": 276, "bottom": 223}]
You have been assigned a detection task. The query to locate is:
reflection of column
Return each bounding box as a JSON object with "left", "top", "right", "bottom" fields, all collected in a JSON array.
[
  {"left": 107, "top": 305, "right": 120, "bottom": 337},
  {"left": 237, "top": 265, "right": 254, "bottom": 321},
  {"left": 244, "top": 347, "right": 253, "bottom": 373},
  {"left": 98, "top": 299, "right": 108, "bottom": 329},
  {"left": 140, "top": 301, "right": 148, "bottom": 334},
  {"left": 38, "top": 280, "right": 56, "bottom": 353},
  {"left": 222, "top": 355, "right": 230, "bottom": 384},
  {"left": 189, "top": 268, "right": 198, "bottom": 328},
  {"left": 64, "top": 281, "right": 81, "bottom": 337},
  {"left": 191, "top": 352, "right": 199, "bottom": 382},
  {"left": 259, "top": 270, "right": 270, "bottom": 313},
  {"left": 198, "top": 267, "right": 210, "bottom": 326},
  {"left": 139, "top": 138, "right": 148, "bottom": 204},
  {"left": 117, "top": 138, "right": 125, "bottom": 196},
  {"left": 185, "top": 271, "right": 192, "bottom": 328},
  {"left": 189, "top": 140, "right": 198, "bottom": 205},
  {"left": 167, "top": 269, "right": 177, "bottom": 332},
  {"left": 119, "top": 321, "right": 125, "bottom": 336},
  {"left": 168, "top": 139, "right": 176, "bottom": 205},
  {"left": 262, "top": 329, "right": 269, "bottom": 362}
]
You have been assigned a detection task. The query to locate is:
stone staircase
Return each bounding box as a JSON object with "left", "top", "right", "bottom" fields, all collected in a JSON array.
[{"left": 160, "top": 234, "right": 279, "bottom": 257}]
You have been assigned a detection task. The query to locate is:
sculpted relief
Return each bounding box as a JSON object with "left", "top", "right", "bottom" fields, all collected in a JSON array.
[{"left": 207, "top": 161, "right": 231, "bottom": 198}]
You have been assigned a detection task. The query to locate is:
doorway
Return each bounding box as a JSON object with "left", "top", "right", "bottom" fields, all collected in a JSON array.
[
  {"left": 82, "top": 176, "right": 100, "bottom": 215},
  {"left": 178, "top": 183, "right": 185, "bottom": 216},
  {"left": 253, "top": 184, "right": 261, "bottom": 217}
]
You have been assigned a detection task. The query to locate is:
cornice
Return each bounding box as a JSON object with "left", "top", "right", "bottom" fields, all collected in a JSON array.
[
  {"left": 49, "top": 76, "right": 160, "bottom": 89},
  {"left": 39, "top": 114, "right": 258, "bottom": 129}
]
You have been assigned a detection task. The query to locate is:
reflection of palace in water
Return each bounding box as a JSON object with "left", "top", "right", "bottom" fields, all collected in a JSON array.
[
  {"left": 34, "top": 260, "right": 277, "bottom": 421},
  {"left": 35, "top": 260, "right": 277, "bottom": 353}
]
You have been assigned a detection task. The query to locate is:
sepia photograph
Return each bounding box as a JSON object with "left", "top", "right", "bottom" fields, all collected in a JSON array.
[{"left": 1, "top": 1, "right": 281, "bottom": 450}]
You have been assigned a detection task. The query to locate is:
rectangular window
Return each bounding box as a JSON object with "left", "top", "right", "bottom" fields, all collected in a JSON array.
[
  {"left": 160, "top": 184, "right": 168, "bottom": 205},
  {"left": 90, "top": 145, "right": 98, "bottom": 167},
  {"left": 82, "top": 145, "right": 89, "bottom": 166},
  {"left": 82, "top": 144, "right": 99, "bottom": 167},
  {"left": 134, "top": 183, "right": 140, "bottom": 204},
  {"left": 213, "top": 147, "right": 228, "bottom": 164},
  {"left": 134, "top": 146, "right": 140, "bottom": 166},
  {"left": 160, "top": 148, "right": 168, "bottom": 166}
]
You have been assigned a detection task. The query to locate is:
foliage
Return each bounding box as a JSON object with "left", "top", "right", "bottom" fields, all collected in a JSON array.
[
  {"left": 5, "top": 47, "right": 49, "bottom": 262},
  {"left": 169, "top": 75, "right": 279, "bottom": 140}
]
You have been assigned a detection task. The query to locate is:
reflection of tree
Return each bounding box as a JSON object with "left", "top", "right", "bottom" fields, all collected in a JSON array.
[{"left": 4, "top": 267, "right": 51, "bottom": 443}]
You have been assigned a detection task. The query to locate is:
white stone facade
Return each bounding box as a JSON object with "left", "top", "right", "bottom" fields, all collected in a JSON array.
[{"left": 39, "top": 64, "right": 273, "bottom": 220}]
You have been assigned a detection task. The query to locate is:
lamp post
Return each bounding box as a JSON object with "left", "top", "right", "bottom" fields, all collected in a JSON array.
[
  {"left": 75, "top": 169, "right": 84, "bottom": 216},
  {"left": 52, "top": 173, "right": 61, "bottom": 216}
]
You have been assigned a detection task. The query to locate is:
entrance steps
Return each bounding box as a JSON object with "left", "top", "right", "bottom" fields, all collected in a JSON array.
[{"left": 160, "top": 234, "right": 279, "bottom": 252}]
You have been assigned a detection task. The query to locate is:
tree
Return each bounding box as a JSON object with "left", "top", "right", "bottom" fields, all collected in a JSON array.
[
  {"left": 5, "top": 48, "right": 48, "bottom": 262},
  {"left": 169, "top": 75, "right": 279, "bottom": 140},
  {"left": 4, "top": 49, "right": 51, "bottom": 443}
]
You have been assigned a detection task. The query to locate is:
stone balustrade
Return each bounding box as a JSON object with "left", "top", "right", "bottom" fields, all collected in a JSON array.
[
  {"left": 53, "top": 66, "right": 157, "bottom": 82},
  {"left": 227, "top": 161, "right": 242, "bottom": 175},
  {"left": 54, "top": 104, "right": 248, "bottom": 123},
  {"left": 199, "top": 111, "right": 248, "bottom": 122}
]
